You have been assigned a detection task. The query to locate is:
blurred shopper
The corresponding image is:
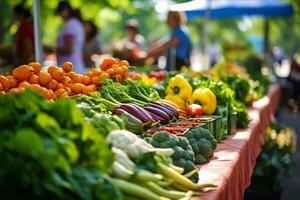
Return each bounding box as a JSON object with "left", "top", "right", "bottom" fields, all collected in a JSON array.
[
  {"left": 111, "top": 19, "right": 145, "bottom": 65},
  {"left": 146, "top": 11, "right": 192, "bottom": 71},
  {"left": 82, "top": 20, "right": 102, "bottom": 68},
  {"left": 289, "top": 53, "right": 300, "bottom": 107},
  {"left": 13, "top": 4, "right": 34, "bottom": 65},
  {"left": 55, "top": 1, "right": 84, "bottom": 73},
  {"left": 123, "top": 19, "right": 145, "bottom": 50}
]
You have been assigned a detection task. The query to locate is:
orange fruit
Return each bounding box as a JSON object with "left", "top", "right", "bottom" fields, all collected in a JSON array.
[
  {"left": 119, "top": 60, "right": 129, "bottom": 67},
  {"left": 28, "top": 74, "right": 40, "bottom": 84},
  {"left": 38, "top": 71, "right": 52, "bottom": 87},
  {"left": 62, "top": 61, "right": 73, "bottom": 72},
  {"left": 51, "top": 69, "right": 64, "bottom": 82},
  {"left": 12, "top": 65, "right": 34, "bottom": 82},
  {"left": 48, "top": 79, "right": 58, "bottom": 90},
  {"left": 70, "top": 83, "right": 84, "bottom": 94},
  {"left": 85, "top": 71, "right": 93, "bottom": 77},
  {"left": 47, "top": 66, "right": 58, "bottom": 75},
  {"left": 39, "top": 86, "right": 50, "bottom": 99},
  {"left": 0, "top": 75, "right": 10, "bottom": 91},
  {"left": 28, "top": 62, "right": 41, "bottom": 74},
  {"left": 82, "top": 85, "right": 94, "bottom": 95},
  {"left": 115, "top": 74, "right": 122, "bottom": 83},
  {"left": 62, "top": 76, "right": 71, "bottom": 87},
  {"left": 66, "top": 71, "right": 76, "bottom": 79},
  {"left": 54, "top": 88, "right": 68, "bottom": 99},
  {"left": 89, "top": 84, "right": 97, "bottom": 91},
  {"left": 91, "top": 76, "right": 99, "bottom": 84},
  {"left": 56, "top": 83, "right": 64, "bottom": 90},
  {"left": 92, "top": 68, "right": 101, "bottom": 76},
  {"left": 106, "top": 68, "right": 114, "bottom": 76},
  {"left": 82, "top": 75, "right": 91, "bottom": 85},
  {"left": 99, "top": 71, "right": 110, "bottom": 80},
  {"left": 65, "top": 87, "right": 72, "bottom": 95},
  {"left": 9, "top": 87, "right": 25, "bottom": 94},
  {"left": 48, "top": 89, "right": 54, "bottom": 100},
  {"left": 0, "top": 83, "right": 3, "bottom": 91},
  {"left": 112, "top": 65, "right": 123, "bottom": 75},
  {"left": 120, "top": 65, "right": 128, "bottom": 74},
  {"left": 100, "top": 58, "right": 117, "bottom": 70},
  {"left": 7, "top": 76, "right": 18, "bottom": 88},
  {"left": 19, "top": 81, "right": 31, "bottom": 88},
  {"left": 72, "top": 74, "right": 82, "bottom": 83}
]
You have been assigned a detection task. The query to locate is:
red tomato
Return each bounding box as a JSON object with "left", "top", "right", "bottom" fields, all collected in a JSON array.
[{"left": 185, "top": 104, "right": 203, "bottom": 116}]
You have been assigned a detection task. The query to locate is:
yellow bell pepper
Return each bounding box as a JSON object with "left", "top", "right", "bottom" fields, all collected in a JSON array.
[
  {"left": 191, "top": 88, "right": 217, "bottom": 115},
  {"left": 166, "top": 75, "right": 192, "bottom": 100},
  {"left": 165, "top": 95, "right": 186, "bottom": 110}
]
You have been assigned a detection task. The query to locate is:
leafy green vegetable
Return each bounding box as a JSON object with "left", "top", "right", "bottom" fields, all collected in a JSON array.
[
  {"left": 0, "top": 90, "right": 121, "bottom": 200},
  {"left": 101, "top": 80, "right": 146, "bottom": 107},
  {"left": 123, "top": 79, "right": 160, "bottom": 102}
]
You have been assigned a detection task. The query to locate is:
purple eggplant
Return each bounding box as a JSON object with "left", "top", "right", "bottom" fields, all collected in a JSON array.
[
  {"left": 149, "top": 102, "right": 179, "bottom": 117},
  {"left": 113, "top": 108, "right": 142, "bottom": 124},
  {"left": 119, "top": 103, "right": 154, "bottom": 123},
  {"left": 143, "top": 106, "right": 170, "bottom": 124},
  {"left": 147, "top": 111, "right": 164, "bottom": 122},
  {"left": 147, "top": 102, "right": 175, "bottom": 117}
]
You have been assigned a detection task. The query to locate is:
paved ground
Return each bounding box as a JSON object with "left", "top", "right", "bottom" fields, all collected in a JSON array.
[{"left": 279, "top": 105, "right": 300, "bottom": 200}]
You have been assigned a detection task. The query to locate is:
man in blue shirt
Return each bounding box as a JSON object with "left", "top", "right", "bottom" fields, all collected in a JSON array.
[{"left": 147, "top": 11, "right": 192, "bottom": 71}]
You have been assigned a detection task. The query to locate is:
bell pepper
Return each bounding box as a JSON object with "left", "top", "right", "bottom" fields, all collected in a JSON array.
[
  {"left": 165, "top": 94, "right": 186, "bottom": 110},
  {"left": 166, "top": 75, "right": 192, "bottom": 100},
  {"left": 191, "top": 88, "right": 217, "bottom": 115}
]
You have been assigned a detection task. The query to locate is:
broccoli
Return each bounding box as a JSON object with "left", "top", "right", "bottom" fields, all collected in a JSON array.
[
  {"left": 150, "top": 131, "right": 198, "bottom": 182},
  {"left": 184, "top": 128, "right": 217, "bottom": 165}
]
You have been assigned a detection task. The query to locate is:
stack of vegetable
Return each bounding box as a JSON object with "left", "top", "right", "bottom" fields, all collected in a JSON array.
[
  {"left": 148, "top": 127, "right": 217, "bottom": 181},
  {"left": 164, "top": 74, "right": 217, "bottom": 117},
  {"left": 94, "top": 79, "right": 179, "bottom": 134},
  {"left": 107, "top": 130, "right": 216, "bottom": 200}
]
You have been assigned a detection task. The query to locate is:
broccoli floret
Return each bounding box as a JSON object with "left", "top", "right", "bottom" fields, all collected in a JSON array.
[
  {"left": 184, "top": 160, "right": 196, "bottom": 173},
  {"left": 172, "top": 146, "right": 184, "bottom": 159},
  {"left": 149, "top": 131, "right": 198, "bottom": 181},
  {"left": 174, "top": 158, "right": 186, "bottom": 167},
  {"left": 195, "top": 154, "right": 208, "bottom": 165},
  {"left": 190, "top": 142, "right": 200, "bottom": 154},
  {"left": 152, "top": 131, "right": 171, "bottom": 142},
  {"left": 178, "top": 137, "right": 190, "bottom": 148},
  {"left": 198, "top": 138, "right": 214, "bottom": 158},
  {"left": 190, "top": 173, "right": 199, "bottom": 183}
]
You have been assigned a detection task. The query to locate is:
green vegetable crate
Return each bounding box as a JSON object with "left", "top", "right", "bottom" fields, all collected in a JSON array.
[
  {"left": 228, "top": 112, "right": 237, "bottom": 135},
  {"left": 181, "top": 116, "right": 223, "bottom": 142}
]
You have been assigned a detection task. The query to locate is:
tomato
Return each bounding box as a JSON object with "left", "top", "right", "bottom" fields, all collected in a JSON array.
[{"left": 185, "top": 104, "right": 203, "bottom": 117}]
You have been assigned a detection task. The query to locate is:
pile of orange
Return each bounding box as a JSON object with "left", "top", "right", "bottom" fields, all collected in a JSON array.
[
  {"left": 0, "top": 58, "right": 130, "bottom": 100},
  {"left": 99, "top": 58, "right": 129, "bottom": 83}
]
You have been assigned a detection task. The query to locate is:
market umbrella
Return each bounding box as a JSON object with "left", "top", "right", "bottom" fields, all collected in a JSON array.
[
  {"left": 170, "top": 0, "right": 293, "bottom": 20},
  {"left": 170, "top": 0, "right": 294, "bottom": 67}
]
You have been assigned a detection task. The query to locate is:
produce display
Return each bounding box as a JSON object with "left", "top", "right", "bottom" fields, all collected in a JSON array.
[{"left": 0, "top": 56, "right": 272, "bottom": 200}]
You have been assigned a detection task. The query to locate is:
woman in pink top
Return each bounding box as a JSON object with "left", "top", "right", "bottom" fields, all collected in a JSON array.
[{"left": 55, "top": 1, "right": 84, "bottom": 73}]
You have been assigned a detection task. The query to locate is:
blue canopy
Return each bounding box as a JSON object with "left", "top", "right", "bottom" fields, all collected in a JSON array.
[{"left": 170, "top": 0, "right": 294, "bottom": 20}]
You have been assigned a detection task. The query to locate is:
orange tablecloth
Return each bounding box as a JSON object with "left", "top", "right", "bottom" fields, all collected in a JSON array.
[{"left": 194, "top": 84, "right": 281, "bottom": 200}]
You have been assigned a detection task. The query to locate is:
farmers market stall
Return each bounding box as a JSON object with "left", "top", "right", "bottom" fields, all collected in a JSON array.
[
  {"left": 0, "top": 58, "right": 283, "bottom": 200},
  {"left": 195, "top": 84, "right": 281, "bottom": 200}
]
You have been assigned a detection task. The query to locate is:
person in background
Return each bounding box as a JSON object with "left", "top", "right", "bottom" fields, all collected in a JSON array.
[
  {"left": 82, "top": 20, "right": 102, "bottom": 68},
  {"left": 123, "top": 19, "right": 145, "bottom": 50},
  {"left": 55, "top": 1, "right": 84, "bottom": 73},
  {"left": 146, "top": 11, "right": 192, "bottom": 71},
  {"left": 13, "top": 4, "right": 35, "bottom": 65}
]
